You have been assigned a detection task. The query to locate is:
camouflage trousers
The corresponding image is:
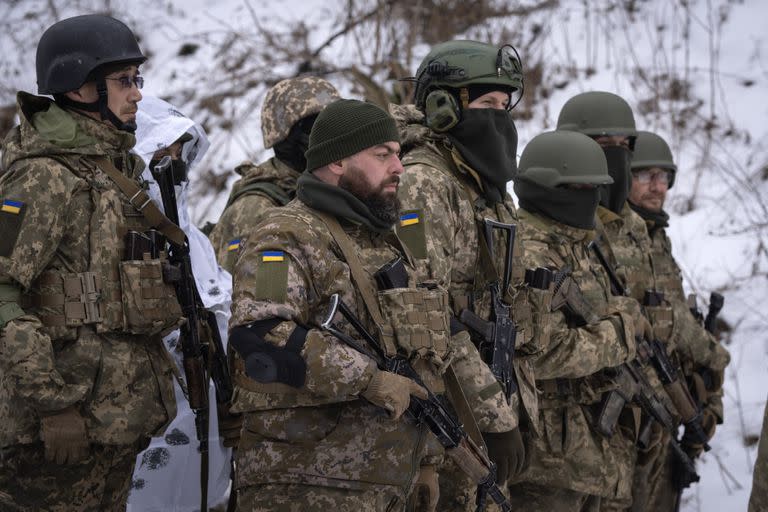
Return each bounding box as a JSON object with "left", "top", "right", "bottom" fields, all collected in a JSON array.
[
  {"left": 629, "top": 427, "right": 678, "bottom": 512},
  {"left": 507, "top": 482, "right": 601, "bottom": 512},
  {"left": 236, "top": 483, "right": 403, "bottom": 512},
  {"left": 428, "top": 457, "right": 510, "bottom": 512},
  {"left": 0, "top": 439, "right": 147, "bottom": 512}
]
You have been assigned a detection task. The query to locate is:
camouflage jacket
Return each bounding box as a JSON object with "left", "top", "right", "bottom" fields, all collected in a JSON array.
[
  {"left": 646, "top": 222, "right": 729, "bottom": 419},
  {"left": 392, "top": 104, "right": 548, "bottom": 435},
  {"left": 0, "top": 92, "right": 176, "bottom": 447},
  {"left": 229, "top": 198, "right": 511, "bottom": 496},
  {"left": 515, "top": 208, "right": 638, "bottom": 498},
  {"left": 209, "top": 157, "right": 300, "bottom": 272}
]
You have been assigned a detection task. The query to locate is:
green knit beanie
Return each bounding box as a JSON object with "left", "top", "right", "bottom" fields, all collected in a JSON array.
[{"left": 304, "top": 99, "right": 400, "bottom": 171}]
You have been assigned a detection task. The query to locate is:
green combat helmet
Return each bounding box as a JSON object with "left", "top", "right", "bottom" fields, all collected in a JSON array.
[
  {"left": 261, "top": 76, "right": 340, "bottom": 149},
  {"left": 515, "top": 131, "right": 612, "bottom": 229},
  {"left": 556, "top": 91, "right": 638, "bottom": 147},
  {"left": 412, "top": 40, "right": 523, "bottom": 131},
  {"left": 631, "top": 131, "right": 677, "bottom": 188},
  {"left": 517, "top": 131, "right": 613, "bottom": 187}
]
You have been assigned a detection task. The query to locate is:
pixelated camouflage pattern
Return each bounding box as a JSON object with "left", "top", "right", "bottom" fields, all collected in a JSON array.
[
  {"left": 236, "top": 482, "right": 402, "bottom": 512},
  {"left": 392, "top": 103, "right": 541, "bottom": 436},
  {"left": 229, "top": 198, "right": 476, "bottom": 500},
  {"left": 507, "top": 481, "right": 602, "bottom": 511},
  {"left": 209, "top": 157, "right": 301, "bottom": 272},
  {"left": 598, "top": 204, "right": 730, "bottom": 508},
  {"left": 749, "top": 400, "right": 768, "bottom": 512},
  {"left": 513, "top": 208, "right": 638, "bottom": 500},
  {"left": 0, "top": 93, "right": 176, "bottom": 448},
  {"left": 260, "top": 76, "right": 341, "bottom": 148},
  {"left": 0, "top": 437, "right": 147, "bottom": 511}
]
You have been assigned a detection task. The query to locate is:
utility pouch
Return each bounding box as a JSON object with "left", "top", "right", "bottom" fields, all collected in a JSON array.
[
  {"left": 118, "top": 258, "right": 182, "bottom": 334},
  {"left": 123, "top": 231, "right": 153, "bottom": 261},
  {"left": 376, "top": 286, "right": 451, "bottom": 393},
  {"left": 644, "top": 289, "right": 674, "bottom": 342}
]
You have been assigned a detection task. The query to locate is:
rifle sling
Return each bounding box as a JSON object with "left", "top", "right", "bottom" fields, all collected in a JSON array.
[
  {"left": 92, "top": 156, "right": 186, "bottom": 246},
  {"left": 315, "top": 211, "right": 397, "bottom": 357}
]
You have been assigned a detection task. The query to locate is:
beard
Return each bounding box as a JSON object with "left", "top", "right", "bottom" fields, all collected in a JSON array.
[{"left": 339, "top": 164, "right": 401, "bottom": 225}]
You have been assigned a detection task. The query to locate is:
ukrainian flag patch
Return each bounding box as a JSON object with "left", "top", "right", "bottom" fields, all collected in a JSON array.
[
  {"left": 399, "top": 212, "right": 420, "bottom": 227},
  {"left": 227, "top": 238, "right": 241, "bottom": 252},
  {"left": 262, "top": 251, "right": 285, "bottom": 262},
  {"left": 1, "top": 199, "right": 23, "bottom": 214}
]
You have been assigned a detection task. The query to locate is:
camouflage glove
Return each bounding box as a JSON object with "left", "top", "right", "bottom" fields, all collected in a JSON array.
[
  {"left": 217, "top": 404, "right": 242, "bottom": 449},
  {"left": 40, "top": 405, "right": 88, "bottom": 465},
  {"left": 682, "top": 407, "right": 718, "bottom": 458},
  {"left": 362, "top": 370, "right": 428, "bottom": 420},
  {"left": 482, "top": 427, "right": 526, "bottom": 484}
]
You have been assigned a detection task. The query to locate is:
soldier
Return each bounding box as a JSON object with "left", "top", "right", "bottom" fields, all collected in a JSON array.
[
  {"left": 394, "top": 40, "right": 545, "bottom": 510},
  {"left": 626, "top": 131, "right": 729, "bottom": 511},
  {"left": 749, "top": 399, "right": 768, "bottom": 512},
  {"left": 130, "top": 95, "right": 235, "bottom": 511},
  {"left": 209, "top": 76, "right": 340, "bottom": 271},
  {"left": 227, "top": 98, "right": 515, "bottom": 511},
  {"left": 0, "top": 15, "right": 178, "bottom": 510},
  {"left": 509, "top": 130, "right": 646, "bottom": 510}
]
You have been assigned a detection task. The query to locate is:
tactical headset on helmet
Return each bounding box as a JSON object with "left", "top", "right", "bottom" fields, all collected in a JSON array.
[
  {"left": 261, "top": 76, "right": 341, "bottom": 149},
  {"left": 36, "top": 14, "right": 146, "bottom": 132},
  {"left": 556, "top": 91, "right": 638, "bottom": 150},
  {"left": 630, "top": 131, "right": 677, "bottom": 188},
  {"left": 517, "top": 131, "right": 613, "bottom": 188},
  {"left": 412, "top": 40, "right": 523, "bottom": 132}
]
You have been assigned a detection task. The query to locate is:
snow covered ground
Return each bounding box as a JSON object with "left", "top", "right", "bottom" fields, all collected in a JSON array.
[{"left": 1, "top": 0, "right": 766, "bottom": 509}]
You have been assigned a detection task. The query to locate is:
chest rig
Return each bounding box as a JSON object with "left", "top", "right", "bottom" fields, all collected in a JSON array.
[{"left": 22, "top": 154, "right": 183, "bottom": 340}]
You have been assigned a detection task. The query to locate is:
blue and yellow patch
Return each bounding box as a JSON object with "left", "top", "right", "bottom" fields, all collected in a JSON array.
[
  {"left": 399, "top": 212, "right": 420, "bottom": 227},
  {"left": 227, "top": 238, "right": 241, "bottom": 252},
  {"left": 262, "top": 251, "right": 285, "bottom": 262},
  {"left": 1, "top": 199, "right": 23, "bottom": 215}
]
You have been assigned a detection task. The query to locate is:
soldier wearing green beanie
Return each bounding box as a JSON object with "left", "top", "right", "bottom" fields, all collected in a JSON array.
[{"left": 227, "top": 99, "right": 511, "bottom": 510}]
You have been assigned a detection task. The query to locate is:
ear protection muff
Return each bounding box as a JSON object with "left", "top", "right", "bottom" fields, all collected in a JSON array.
[{"left": 424, "top": 89, "right": 460, "bottom": 132}]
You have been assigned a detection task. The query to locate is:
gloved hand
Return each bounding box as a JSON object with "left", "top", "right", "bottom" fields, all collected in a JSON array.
[
  {"left": 482, "top": 427, "right": 526, "bottom": 484},
  {"left": 217, "top": 404, "right": 243, "bottom": 449},
  {"left": 361, "top": 370, "right": 428, "bottom": 420},
  {"left": 682, "top": 408, "right": 718, "bottom": 458},
  {"left": 609, "top": 296, "right": 654, "bottom": 342},
  {"left": 40, "top": 405, "right": 88, "bottom": 465}
]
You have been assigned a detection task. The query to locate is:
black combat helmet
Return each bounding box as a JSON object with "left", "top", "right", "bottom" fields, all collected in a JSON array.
[{"left": 36, "top": 14, "right": 146, "bottom": 132}]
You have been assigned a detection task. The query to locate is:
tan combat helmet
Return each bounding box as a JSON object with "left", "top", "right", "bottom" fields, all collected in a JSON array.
[{"left": 261, "top": 76, "right": 341, "bottom": 149}]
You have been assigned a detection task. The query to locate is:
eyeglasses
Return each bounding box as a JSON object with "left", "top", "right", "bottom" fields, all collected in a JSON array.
[
  {"left": 104, "top": 75, "right": 144, "bottom": 90},
  {"left": 632, "top": 169, "right": 671, "bottom": 185}
]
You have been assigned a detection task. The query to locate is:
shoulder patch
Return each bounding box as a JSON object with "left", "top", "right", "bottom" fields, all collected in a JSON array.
[
  {"left": 227, "top": 238, "right": 242, "bottom": 252},
  {"left": 254, "top": 250, "right": 289, "bottom": 302},
  {"left": 396, "top": 209, "right": 427, "bottom": 260},
  {"left": 0, "top": 199, "right": 27, "bottom": 257}
]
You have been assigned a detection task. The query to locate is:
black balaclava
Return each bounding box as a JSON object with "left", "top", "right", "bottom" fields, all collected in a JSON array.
[
  {"left": 629, "top": 201, "right": 670, "bottom": 232},
  {"left": 515, "top": 176, "right": 601, "bottom": 230},
  {"left": 273, "top": 114, "right": 318, "bottom": 173},
  {"left": 599, "top": 145, "right": 632, "bottom": 213},
  {"left": 447, "top": 108, "right": 518, "bottom": 204}
]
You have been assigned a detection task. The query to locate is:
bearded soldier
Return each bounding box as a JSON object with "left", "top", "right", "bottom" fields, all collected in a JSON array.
[
  {"left": 626, "top": 131, "right": 729, "bottom": 511},
  {"left": 0, "top": 15, "right": 178, "bottom": 510},
  {"left": 510, "top": 130, "right": 647, "bottom": 510},
  {"left": 394, "top": 40, "right": 548, "bottom": 510},
  {"left": 228, "top": 99, "right": 513, "bottom": 511},
  {"left": 209, "top": 76, "right": 340, "bottom": 271}
]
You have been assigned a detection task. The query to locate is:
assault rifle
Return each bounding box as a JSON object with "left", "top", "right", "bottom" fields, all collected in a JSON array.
[
  {"left": 321, "top": 293, "right": 512, "bottom": 512},
  {"left": 152, "top": 156, "right": 233, "bottom": 512},
  {"left": 459, "top": 219, "right": 517, "bottom": 401}
]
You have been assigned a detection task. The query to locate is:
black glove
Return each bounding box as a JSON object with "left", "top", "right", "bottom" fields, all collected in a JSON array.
[{"left": 482, "top": 427, "right": 526, "bottom": 484}]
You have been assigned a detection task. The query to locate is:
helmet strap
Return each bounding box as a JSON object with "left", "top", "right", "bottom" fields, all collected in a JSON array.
[
  {"left": 96, "top": 79, "right": 137, "bottom": 133},
  {"left": 459, "top": 87, "right": 470, "bottom": 109}
]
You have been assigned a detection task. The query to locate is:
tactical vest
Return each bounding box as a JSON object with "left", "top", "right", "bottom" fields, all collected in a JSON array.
[
  {"left": 401, "top": 144, "right": 549, "bottom": 433},
  {"left": 231, "top": 209, "right": 452, "bottom": 410},
  {"left": 20, "top": 155, "right": 182, "bottom": 340}
]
